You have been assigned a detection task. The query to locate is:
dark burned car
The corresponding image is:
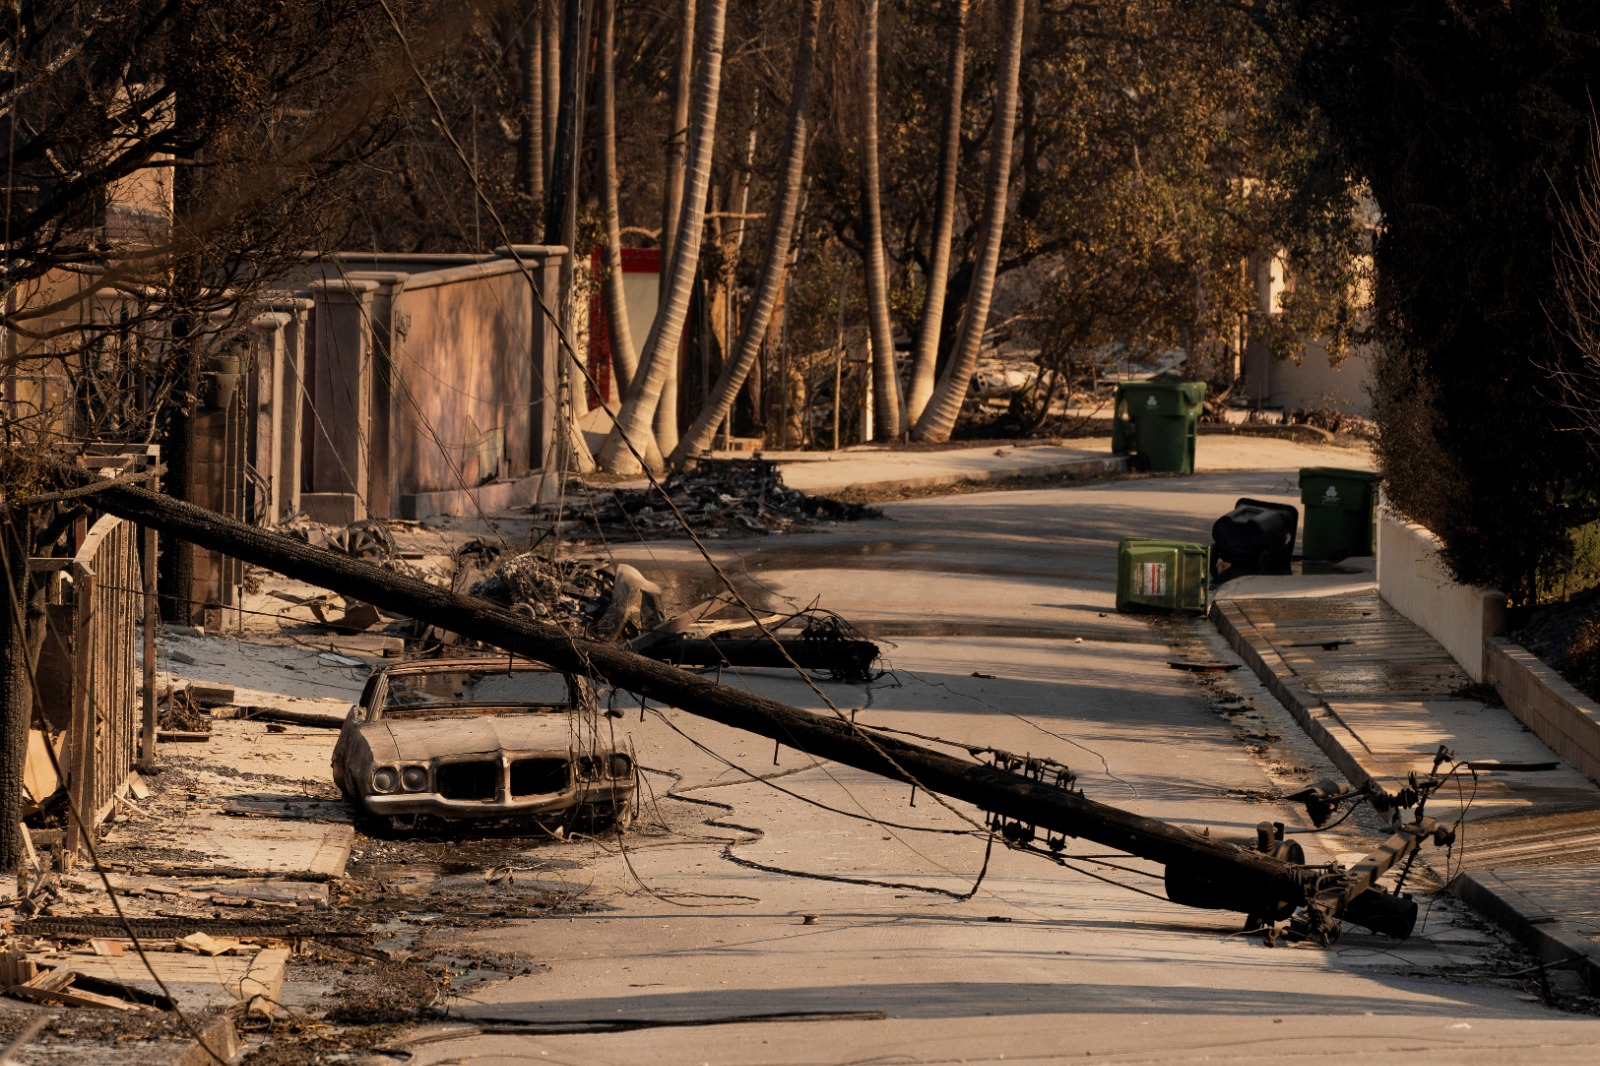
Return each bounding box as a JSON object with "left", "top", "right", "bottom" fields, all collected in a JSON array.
[{"left": 331, "top": 657, "right": 636, "bottom": 833}]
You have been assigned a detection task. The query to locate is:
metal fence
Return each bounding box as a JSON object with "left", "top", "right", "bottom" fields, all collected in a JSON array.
[{"left": 35, "top": 512, "right": 145, "bottom": 858}]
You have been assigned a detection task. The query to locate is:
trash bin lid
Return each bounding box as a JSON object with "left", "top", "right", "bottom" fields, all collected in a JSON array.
[{"left": 1116, "top": 380, "right": 1206, "bottom": 414}]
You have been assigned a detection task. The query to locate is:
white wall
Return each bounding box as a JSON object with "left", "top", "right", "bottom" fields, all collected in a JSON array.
[
  {"left": 1376, "top": 506, "right": 1507, "bottom": 681},
  {"left": 1240, "top": 337, "right": 1374, "bottom": 417}
]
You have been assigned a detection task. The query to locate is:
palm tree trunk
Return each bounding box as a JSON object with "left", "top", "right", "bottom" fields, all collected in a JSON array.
[
  {"left": 913, "top": 0, "right": 1024, "bottom": 443},
  {"left": 905, "top": 0, "right": 967, "bottom": 425},
  {"left": 859, "top": 0, "right": 904, "bottom": 440},
  {"left": 598, "top": 0, "right": 636, "bottom": 396},
  {"left": 600, "top": 0, "right": 727, "bottom": 474},
  {"left": 671, "top": 0, "right": 821, "bottom": 466},
  {"left": 660, "top": 0, "right": 697, "bottom": 300},
  {"left": 516, "top": 0, "right": 545, "bottom": 213},
  {"left": 542, "top": 0, "right": 561, "bottom": 183}
]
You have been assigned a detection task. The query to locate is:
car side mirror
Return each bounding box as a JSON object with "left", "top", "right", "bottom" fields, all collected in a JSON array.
[{"left": 604, "top": 707, "right": 625, "bottom": 719}]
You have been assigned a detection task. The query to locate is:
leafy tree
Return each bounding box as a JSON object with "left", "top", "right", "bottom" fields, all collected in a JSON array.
[{"left": 1276, "top": 0, "right": 1600, "bottom": 601}]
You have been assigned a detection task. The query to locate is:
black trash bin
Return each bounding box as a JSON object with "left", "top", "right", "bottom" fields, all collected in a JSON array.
[{"left": 1211, "top": 498, "right": 1299, "bottom": 575}]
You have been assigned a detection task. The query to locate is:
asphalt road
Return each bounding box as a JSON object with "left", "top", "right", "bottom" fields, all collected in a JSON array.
[{"left": 401, "top": 454, "right": 1600, "bottom": 1064}]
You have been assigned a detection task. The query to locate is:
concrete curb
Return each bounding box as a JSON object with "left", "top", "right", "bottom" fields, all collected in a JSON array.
[
  {"left": 1209, "top": 599, "right": 1378, "bottom": 790},
  {"left": 1212, "top": 598, "right": 1600, "bottom": 986},
  {"left": 1450, "top": 869, "right": 1600, "bottom": 995},
  {"left": 783, "top": 454, "right": 1131, "bottom": 497}
]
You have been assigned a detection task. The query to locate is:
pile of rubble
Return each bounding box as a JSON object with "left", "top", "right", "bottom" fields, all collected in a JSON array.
[
  {"left": 565, "top": 458, "right": 880, "bottom": 540},
  {"left": 464, "top": 547, "right": 620, "bottom": 632}
]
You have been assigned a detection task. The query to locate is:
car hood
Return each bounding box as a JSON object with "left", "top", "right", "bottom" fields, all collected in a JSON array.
[{"left": 358, "top": 712, "right": 585, "bottom": 763}]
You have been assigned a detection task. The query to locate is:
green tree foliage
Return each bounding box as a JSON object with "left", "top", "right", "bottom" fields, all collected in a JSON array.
[{"left": 1281, "top": 0, "right": 1600, "bottom": 602}]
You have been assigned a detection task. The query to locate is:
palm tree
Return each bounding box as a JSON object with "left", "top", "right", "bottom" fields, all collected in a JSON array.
[
  {"left": 859, "top": 0, "right": 905, "bottom": 440},
  {"left": 671, "top": 0, "right": 823, "bottom": 465},
  {"left": 597, "top": 0, "right": 637, "bottom": 396},
  {"left": 905, "top": 0, "right": 968, "bottom": 425},
  {"left": 515, "top": 0, "right": 545, "bottom": 213},
  {"left": 660, "top": 0, "right": 697, "bottom": 301},
  {"left": 599, "top": 0, "right": 727, "bottom": 474},
  {"left": 914, "top": 0, "right": 1025, "bottom": 442}
]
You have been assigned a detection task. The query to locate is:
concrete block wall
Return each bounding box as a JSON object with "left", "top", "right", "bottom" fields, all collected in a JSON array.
[
  {"left": 1484, "top": 638, "right": 1600, "bottom": 786},
  {"left": 1376, "top": 506, "right": 1506, "bottom": 681}
]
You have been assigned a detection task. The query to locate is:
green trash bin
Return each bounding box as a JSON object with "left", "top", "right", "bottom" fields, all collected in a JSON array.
[
  {"left": 1111, "top": 380, "right": 1206, "bottom": 474},
  {"left": 1298, "top": 467, "right": 1381, "bottom": 561},
  {"left": 1116, "top": 538, "right": 1211, "bottom": 615}
]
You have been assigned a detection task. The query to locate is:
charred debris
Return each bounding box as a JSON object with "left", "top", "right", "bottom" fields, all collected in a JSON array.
[
  {"left": 563, "top": 457, "right": 881, "bottom": 539},
  {"left": 270, "top": 462, "right": 885, "bottom": 678},
  {"left": 59, "top": 466, "right": 1458, "bottom": 948}
]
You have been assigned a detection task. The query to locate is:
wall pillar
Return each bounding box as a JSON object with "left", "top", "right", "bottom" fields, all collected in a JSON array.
[
  {"left": 495, "top": 245, "right": 565, "bottom": 473},
  {"left": 345, "top": 273, "right": 409, "bottom": 519},
  {"left": 263, "top": 297, "right": 312, "bottom": 521}
]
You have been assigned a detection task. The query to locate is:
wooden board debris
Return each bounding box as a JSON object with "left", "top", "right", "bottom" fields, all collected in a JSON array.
[
  {"left": 188, "top": 683, "right": 236, "bottom": 708},
  {"left": 0, "top": 951, "right": 39, "bottom": 987},
  {"left": 236, "top": 947, "right": 290, "bottom": 1016},
  {"left": 157, "top": 730, "right": 211, "bottom": 743},
  {"left": 46, "top": 949, "right": 285, "bottom": 1015},
  {"left": 22, "top": 729, "right": 62, "bottom": 813},
  {"left": 177, "top": 933, "right": 242, "bottom": 956}
]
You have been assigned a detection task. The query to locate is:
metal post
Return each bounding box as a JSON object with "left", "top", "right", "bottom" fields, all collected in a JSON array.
[{"left": 139, "top": 525, "right": 157, "bottom": 767}]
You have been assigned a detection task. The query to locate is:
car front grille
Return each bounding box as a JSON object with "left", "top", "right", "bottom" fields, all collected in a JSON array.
[
  {"left": 435, "top": 759, "right": 499, "bottom": 800},
  {"left": 510, "top": 757, "right": 570, "bottom": 796}
]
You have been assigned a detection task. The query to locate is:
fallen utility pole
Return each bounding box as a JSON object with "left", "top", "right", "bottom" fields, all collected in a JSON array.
[
  {"left": 63, "top": 466, "right": 1417, "bottom": 937},
  {"left": 640, "top": 634, "right": 881, "bottom": 685}
]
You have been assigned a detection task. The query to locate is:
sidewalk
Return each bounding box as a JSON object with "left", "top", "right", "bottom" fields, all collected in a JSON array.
[
  {"left": 762, "top": 433, "right": 1372, "bottom": 497},
  {"left": 772, "top": 439, "right": 1127, "bottom": 495},
  {"left": 1213, "top": 583, "right": 1600, "bottom": 991}
]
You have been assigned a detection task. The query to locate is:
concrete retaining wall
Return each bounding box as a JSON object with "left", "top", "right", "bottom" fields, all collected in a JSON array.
[
  {"left": 1484, "top": 637, "right": 1600, "bottom": 786},
  {"left": 1376, "top": 506, "right": 1506, "bottom": 681}
]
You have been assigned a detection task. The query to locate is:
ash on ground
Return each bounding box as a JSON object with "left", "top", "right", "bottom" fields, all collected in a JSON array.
[{"left": 563, "top": 458, "right": 880, "bottom": 540}]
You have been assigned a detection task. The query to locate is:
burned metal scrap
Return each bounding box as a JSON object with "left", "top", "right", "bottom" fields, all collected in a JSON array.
[
  {"left": 566, "top": 457, "right": 881, "bottom": 540},
  {"left": 465, "top": 547, "right": 662, "bottom": 642},
  {"left": 632, "top": 604, "right": 882, "bottom": 683}
]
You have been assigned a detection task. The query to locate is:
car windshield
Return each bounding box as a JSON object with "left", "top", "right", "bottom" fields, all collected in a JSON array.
[{"left": 381, "top": 667, "right": 572, "bottom": 714}]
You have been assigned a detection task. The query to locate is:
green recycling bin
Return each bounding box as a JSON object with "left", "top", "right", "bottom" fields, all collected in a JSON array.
[
  {"left": 1298, "top": 467, "right": 1381, "bottom": 561},
  {"left": 1116, "top": 538, "right": 1211, "bottom": 615},
  {"left": 1111, "top": 380, "right": 1206, "bottom": 474}
]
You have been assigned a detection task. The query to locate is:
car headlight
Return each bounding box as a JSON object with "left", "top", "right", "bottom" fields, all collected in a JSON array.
[
  {"left": 371, "top": 767, "right": 399, "bottom": 793},
  {"left": 577, "top": 755, "right": 603, "bottom": 780},
  {"left": 401, "top": 765, "right": 429, "bottom": 792},
  {"left": 608, "top": 753, "right": 633, "bottom": 779}
]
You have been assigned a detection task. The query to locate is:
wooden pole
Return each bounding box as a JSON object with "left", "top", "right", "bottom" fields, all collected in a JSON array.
[{"left": 67, "top": 469, "right": 1302, "bottom": 905}]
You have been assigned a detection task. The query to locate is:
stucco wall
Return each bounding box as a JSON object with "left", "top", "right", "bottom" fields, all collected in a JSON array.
[
  {"left": 390, "top": 261, "right": 540, "bottom": 495},
  {"left": 1376, "top": 506, "right": 1507, "bottom": 681},
  {"left": 1239, "top": 337, "right": 1374, "bottom": 417}
]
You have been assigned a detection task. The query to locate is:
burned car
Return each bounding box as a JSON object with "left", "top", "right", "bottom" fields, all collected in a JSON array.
[{"left": 331, "top": 657, "right": 636, "bottom": 833}]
